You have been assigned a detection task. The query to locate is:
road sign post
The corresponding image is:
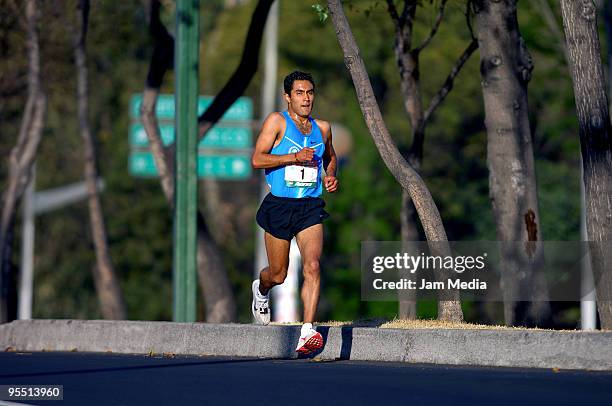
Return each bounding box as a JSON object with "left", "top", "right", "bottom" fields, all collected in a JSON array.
[
  {"left": 128, "top": 95, "right": 253, "bottom": 180},
  {"left": 173, "top": 0, "right": 199, "bottom": 323},
  {"left": 128, "top": 39, "right": 252, "bottom": 324}
]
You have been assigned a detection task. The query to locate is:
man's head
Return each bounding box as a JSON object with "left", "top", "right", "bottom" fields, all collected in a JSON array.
[{"left": 283, "top": 71, "right": 315, "bottom": 117}]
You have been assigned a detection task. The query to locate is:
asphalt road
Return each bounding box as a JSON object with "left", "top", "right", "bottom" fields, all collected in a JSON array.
[{"left": 0, "top": 352, "right": 610, "bottom": 405}]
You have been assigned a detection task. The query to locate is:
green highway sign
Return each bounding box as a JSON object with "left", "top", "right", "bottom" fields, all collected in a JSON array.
[
  {"left": 128, "top": 93, "right": 253, "bottom": 181},
  {"left": 129, "top": 151, "right": 251, "bottom": 179},
  {"left": 129, "top": 123, "right": 252, "bottom": 149},
  {"left": 130, "top": 123, "right": 174, "bottom": 146},
  {"left": 130, "top": 94, "right": 253, "bottom": 122}
]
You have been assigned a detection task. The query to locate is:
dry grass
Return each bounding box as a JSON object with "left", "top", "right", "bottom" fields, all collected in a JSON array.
[
  {"left": 273, "top": 318, "right": 607, "bottom": 332},
  {"left": 316, "top": 318, "right": 512, "bottom": 330},
  {"left": 380, "top": 319, "right": 522, "bottom": 330}
]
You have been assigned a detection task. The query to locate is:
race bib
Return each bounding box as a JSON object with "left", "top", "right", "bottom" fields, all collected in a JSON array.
[{"left": 285, "top": 164, "right": 318, "bottom": 188}]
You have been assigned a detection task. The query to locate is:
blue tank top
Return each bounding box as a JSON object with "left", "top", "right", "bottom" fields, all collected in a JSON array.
[{"left": 265, "top": 111, "right": 325, "bottom": 198}]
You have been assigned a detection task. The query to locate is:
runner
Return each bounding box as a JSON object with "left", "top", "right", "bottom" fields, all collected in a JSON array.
[{"left": 251, "top": 71, "right": 338, "bottom": 354}]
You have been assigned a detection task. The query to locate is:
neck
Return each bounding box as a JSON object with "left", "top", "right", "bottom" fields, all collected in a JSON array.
[{"left": 289, "top": 110, "right": 309, "bottom": 124}]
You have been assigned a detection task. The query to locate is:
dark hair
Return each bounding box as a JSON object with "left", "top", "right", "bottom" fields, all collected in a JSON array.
[{"left": 283, "top": 71, "right": 315, "bottom": 95}]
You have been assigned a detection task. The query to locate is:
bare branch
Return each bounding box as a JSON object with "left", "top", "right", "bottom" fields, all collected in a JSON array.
[
  {"left": 140, "top": 87, "right": 174, "bottom": 203},
  {"left": 400, "top": 0, "right": 416, "bottom": 26},
  {"left": 18, "top": 93, "right": 45, "bottom": 170},
  {"left": 534, "top": 0, "right": 568, "bottom": 64},
  {"left": 415, "top": 0, "right": 448, "bottom": 53},
  {"left": 1, "top": 0, "right": 46, "bottom": 322},
  {"left": 139, "top": 0, "right": 240, "bottom": 322},
  {"left": 141, "top": 0, "right": 175, "bottom": 203},
  {"left": 197, "top": 0, "right": 274, "bottom": 139},
  {"left": 423, "top": 38, "right": 478, "bottom": 126},
  {"left": 327, "top": 0, "right": 463, "bottom": 322},
  {"left": 12, "top": 97, "right": 35, "bottom": 166},
  {"left": 466, "top": 0, "right": 476, "bottom": 41},
  {"left": 7, "top": 0, "right": 27, "bottom": 30},
  {"left": 74, "top": 0, "right": 126, "bottom": 319},
  {"left": 386, "top": 0, "right": 401, "bottom": 30},
  {"left": 145, "top": 0, "right": 174, "bottom": 89}
]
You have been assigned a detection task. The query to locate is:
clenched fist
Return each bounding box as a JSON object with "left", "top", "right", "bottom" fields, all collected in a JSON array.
[
  {"left": 295, "top": 147, "right": 315, "bottom": 163},
  {"left": 324, "top": 175, "right": 338, "bottom": 193}
]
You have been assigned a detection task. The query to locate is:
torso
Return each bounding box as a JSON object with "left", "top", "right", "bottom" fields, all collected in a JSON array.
[
  {"left": 265, "top": 111, "right": 326, "bottom": 198},
  {"left": 271, "top": 112, "right": 328, "bottom": 149}
]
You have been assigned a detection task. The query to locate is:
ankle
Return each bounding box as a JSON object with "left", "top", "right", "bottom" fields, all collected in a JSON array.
[
  {"left": 257, "top": 285, "right": 269, "bottom": 298},
  {"left": 301, "top": 322, "right": 313, "bottom": 336}
]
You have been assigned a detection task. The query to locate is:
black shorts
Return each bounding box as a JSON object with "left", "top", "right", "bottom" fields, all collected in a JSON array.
[{"left": 256, "top": 193, "right": 330, "bottom": 241}]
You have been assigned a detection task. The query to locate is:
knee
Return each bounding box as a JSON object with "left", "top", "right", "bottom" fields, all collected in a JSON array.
[
  {"left": 268, "top": 266, "right": 288, "bottom": 285},
  {"left": 303, "top": 261, "right": 320, "bottom": 281}
]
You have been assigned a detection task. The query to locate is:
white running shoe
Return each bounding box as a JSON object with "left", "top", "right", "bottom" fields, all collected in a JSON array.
[
  {"left": 295, "top": 325, "right": 324, "bottom": 354},
  {"left": 251, "top": 279, "right": 270, "bottom": 325}
]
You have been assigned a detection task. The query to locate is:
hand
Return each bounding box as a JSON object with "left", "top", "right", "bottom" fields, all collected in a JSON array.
[
  {"left": 295, "top": 147, "right": 314, "bottom": 163},
  {"left": 324, "top": 175, "right": 338, "bottom": 193}
]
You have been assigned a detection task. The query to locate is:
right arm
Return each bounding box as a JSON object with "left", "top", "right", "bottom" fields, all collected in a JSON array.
[{"left": 251, "top": 113, "right": 314, "bottom": 169}]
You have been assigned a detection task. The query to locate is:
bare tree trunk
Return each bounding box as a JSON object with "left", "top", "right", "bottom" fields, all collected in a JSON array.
[
  {"left": 140, "top": 3, "right": 236, "bottom": 322},
  {"left": 604, "top": 0, "right": 612, "bottom": 120},
  {"left": 399, "top": 186, "right": 418, "bottom": 319},
  {"left": 141, "top": 88, "right": 175, "bottom": 202},
  {"left": 202, "top": 178, "right": 224, "bottom": 239},
  {"left": 140, "top": 0, "right": 272, "bottom": 321},
  {"left": 142, "top": 88, "right": 237, "bottom": 323},
  {"left": 74, "top": 0, "right": 126, "bottom": 319},
  {"left": 385, "top": 1, "right": 477, "bottom": 319},
  {"left": 0, "top": 0, "right": 46, "bottom": 323},
  {"left": 534, "top": 0, "right": 568, "bottom": 63},
  {"left": 473, "top": 0, "right": 550, "bottom": 326},
  {"left": 328, "top": 0, "right": 463, "bottom": 322},
  {"left": 197, "top": 0, "right": 275, "bottom": 138},
  {"left": 560, "top": 0, "right": 612, "bottom": 329},
  {"left": 388, "top": 1, "right": 422, "bottom": 319}
]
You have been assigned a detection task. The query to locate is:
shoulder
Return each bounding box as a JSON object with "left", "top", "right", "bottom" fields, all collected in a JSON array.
[
  {"left": 314, "top": 118, "right": 331, "bottom": 140},
  {"left": 260, "top": 112, "right": 286, "bottom": 133},
  {"left": 265, "top": 111, "right": 286, "bottom": 126}
]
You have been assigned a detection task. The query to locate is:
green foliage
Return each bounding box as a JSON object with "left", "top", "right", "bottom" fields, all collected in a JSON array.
[
  {"left": 0, "top": 0, "right": 600, "bottom": 325},
  {"left": 311, "top": 4, "right": 329, "bottom": 23}
]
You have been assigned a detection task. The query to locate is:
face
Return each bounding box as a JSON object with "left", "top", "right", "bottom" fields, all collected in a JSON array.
[{"left": 285, "top": 80, "right": 315, "bottom": 117}]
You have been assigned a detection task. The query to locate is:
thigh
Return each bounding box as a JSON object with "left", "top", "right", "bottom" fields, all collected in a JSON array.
[
  {"left": 295, "top": 223, "right": 323, "bottom": 264},
  {"left": 264, "top": 231, "right": 291, "bottom": 271}
]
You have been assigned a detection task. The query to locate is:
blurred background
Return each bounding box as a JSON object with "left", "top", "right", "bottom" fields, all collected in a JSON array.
[{"left": 0, "top": 0, "right": 607, "bottom": 327}]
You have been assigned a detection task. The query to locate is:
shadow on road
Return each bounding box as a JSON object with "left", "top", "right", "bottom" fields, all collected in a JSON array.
[
  {"left": 0, "top": 355, "right": 291, "bottom": 379},
  {"left": 299, "top": 319, "right": 387, "bottom": 360}
]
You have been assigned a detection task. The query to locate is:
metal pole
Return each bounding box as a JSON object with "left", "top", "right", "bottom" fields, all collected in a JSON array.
[
  {"left": 580, "top": 157, "right": 596, "bottom": 330},
  {"left": 17, "top": 176, "right": 105, "bottom": 320},
  {"left": 262, "top": 0, "right": 279, "bottom": 118},
  {"left": 18, "top": 165, "right": 35, "bottom": 320},
  {"left": 174, "top": 0, "right": 199, "bottom": 322},
  {"left": 255, "top": 0, "right": 279, "bottom": 274},
  {"left": 254, "top": 0, "right": 299, "bottom": 322}
]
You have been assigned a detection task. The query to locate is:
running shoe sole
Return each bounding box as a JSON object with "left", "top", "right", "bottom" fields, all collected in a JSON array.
[
  {"left": 304, "top": 332, "right": 324, "bottom": 351},
  {"left": 295, "top": 331, "right": 324, "bottom": 354},
  {"left": 296, "top": 346, "right": 313, "bottom": 355}
]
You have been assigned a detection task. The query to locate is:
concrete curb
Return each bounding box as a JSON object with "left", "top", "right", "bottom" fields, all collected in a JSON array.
[{"left": 1, "top": 320, "right": 611, "bottom": 371}]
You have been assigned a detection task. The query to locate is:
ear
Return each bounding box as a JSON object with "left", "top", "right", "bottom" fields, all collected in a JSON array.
[{"left": 283, "top": 92, "right": 290, "bottom": 104}]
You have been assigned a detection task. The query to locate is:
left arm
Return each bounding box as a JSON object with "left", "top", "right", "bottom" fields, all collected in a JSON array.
[{"left": 318, "top": 120, "right": 338, "bottom": 193}]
